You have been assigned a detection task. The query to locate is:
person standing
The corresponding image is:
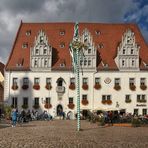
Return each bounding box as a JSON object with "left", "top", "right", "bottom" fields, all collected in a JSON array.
[{"left": 11, "top": 109, "right": 17, "bottom": 127}]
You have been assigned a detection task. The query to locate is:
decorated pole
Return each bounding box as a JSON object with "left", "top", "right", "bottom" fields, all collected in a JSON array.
[{"left": 69, "top": 22, "right": 87, "bottom": 131}]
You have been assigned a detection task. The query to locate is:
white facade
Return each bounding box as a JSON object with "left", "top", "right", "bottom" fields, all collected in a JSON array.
[{"left": 4, "top": 24, "right": 148, "bottom": 117}]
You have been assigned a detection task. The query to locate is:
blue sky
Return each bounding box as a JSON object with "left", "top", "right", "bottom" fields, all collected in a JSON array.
[{"left": 0, "top": 0, "right": 147, "bottom": 63}]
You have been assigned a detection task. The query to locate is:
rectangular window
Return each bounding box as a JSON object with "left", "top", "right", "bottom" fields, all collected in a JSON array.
[
  {"left": 95, "top": 78, "right": 100, "bottom": 84},
  {"left": 46, "top": 78, "right": 51, "bottom": 85},
  {"left": 142, "top": 109, "right": 147, "bottom": 116},
  {"left": 129, "top": 78, "right": 135, "bottom": 86},
  {"left": 82, "top": 95, "right": 87, "bottom": 100},
  {"left": 107, "top": 95, "right": 111, "bottom": 100},
  {"left": 45, "top": 97, "right": 51, "bottom": 104},
  {"left": 80, "top": 60, "right": 83, "bottom": 66},
  {"left": 140, "top": 78, "right": 146, "bottom": 86},
  {"left": 70, "top": 78, "right": 75, "bottom": 85},
  {"left": 126, "top": 95, "right": 130, "bottom": 100},
  {"left": 134, "top": 109, "right": 138, "bottom": 115},
  {"left": 44, "top": 59, "right": 48, "bottom": 67},
  {"left": 34, "top": 97, "right": 39, "bottom": 106},
  {"left": 102, "top": 95, "right": 111, "bottom": 101},
  {"left": 69, "top": 97, "right": 73, "bottom": 104},
  {"left": 88, "top": 60, "right": 91, "bottom": 66},
  {"left": 83, "top": 78, "right": 88, "bottom": 84},
  {"left": 34, "top": 78, "right": 39, "bottom": 85},
  {"left": 88, "top": 49, "right": 91, "bottom": 54},
  {"left": 23, "top": 78, "right": 29, "bottom": 85},
  {"left": 12, "top": 97, "right": 17, "bottom": 107},
  {"left": 13, "top": 78, "right": 18, "bottom": 85},
  {"left": 115, "top": 78, "right": 120, "bottom": 85},
  {"left": 102, "top": 95, "right": 106, "bottom": 101},
  {"left": 23, "top": 97, "right": 28, "bottom": 106}
]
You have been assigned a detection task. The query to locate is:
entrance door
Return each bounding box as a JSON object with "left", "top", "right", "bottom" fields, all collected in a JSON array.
[{"left": 57, "top": 104, "right": 63, "bottom": 116}]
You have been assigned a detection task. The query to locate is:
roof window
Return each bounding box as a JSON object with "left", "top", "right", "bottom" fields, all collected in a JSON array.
[
  {"left": 59, "top": 30, "right": 65, "bottom": 36},
  {"left": 60, "top": 42, "right": 65, "bottom": 48},
  {"left": 95, "top": 30, "right": 101, "bottom": 35},
  {"left": 26, "top": 30, "right": 31, "bottom": 36},
  {"left": 98, "top": 43, "right": 104, "bottom": 49},
  {"left": 22, "top": 43, "right": 28, "bottom": 48}
]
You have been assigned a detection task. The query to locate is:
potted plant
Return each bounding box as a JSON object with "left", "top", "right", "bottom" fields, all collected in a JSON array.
[
  {"left": 82, "top": 84, "right": 88, "bottom": 90},
  {"left": 69, "top": 83, "right": 75, "bottom": 90},
  {"left": 106, "top": 100, "right": 112, "bottom": 105},
  {"left": 21, "top": 104, "right": 28, "bottom": 109},
  {"left": 101, "top": 100, "right": 106, "bottom": 104},
  {"left": 81, "top": 99, "right": 89, "bottom": 105},
  {"left": 140, "top": 85, "right": 147, "bottom": 90},
  {"left": 33, "top": 104, "right": 40, "bottom": 109},
  {"left": 45, "top": 84, "right": 52, "bottom": 90},
  {"left": 11, "top": 85, "right": 18, "bottom": 90},
  {"left": 125, "top": 99, "right": 131, "bottom": 103},
  {"left": 94, "top": 83, "right": 101, "bottom": 90},
  {"left": 114, "top": 85, "right": 121, "bottom": 91},
  {"left": 129, "top": 85, "right": 136, "bottom": 91},
  {"left": 44, "top": 103, "right": 52, "bottom": 109},
  {"left": 22, "top": 84, "right": 29, "bottom": 90},
  {"left": 33, "top": 84, "right": 40, "bottom": 90},
  {"left": 67, "top": 103, "right": 75, "bottom": 109}
]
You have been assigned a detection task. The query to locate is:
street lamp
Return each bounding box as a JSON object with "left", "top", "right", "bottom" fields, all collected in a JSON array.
[{"left": 69, "top": 22, "right": 87, "bottom": 131}]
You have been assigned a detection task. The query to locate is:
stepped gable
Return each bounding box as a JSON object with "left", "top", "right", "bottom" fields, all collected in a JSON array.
[{"left": 5, "top": 22, "right": 148, "bottom": 71}]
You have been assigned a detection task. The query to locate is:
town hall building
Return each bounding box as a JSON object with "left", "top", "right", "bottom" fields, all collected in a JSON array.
[{"left": 4, "top": 21, "right": 148, "bottom": 118}]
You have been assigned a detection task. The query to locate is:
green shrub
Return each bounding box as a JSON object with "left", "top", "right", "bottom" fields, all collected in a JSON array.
[
  {"left": 132, "top": 117, "right": 141, "bottom": 127},
  {"left": 4, "top": 105, "right": 12, "bottom": 119}
]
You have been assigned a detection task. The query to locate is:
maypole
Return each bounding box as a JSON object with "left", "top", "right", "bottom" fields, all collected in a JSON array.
[{"left": 69, "top": 22, "right": 87, "bottom": 131}]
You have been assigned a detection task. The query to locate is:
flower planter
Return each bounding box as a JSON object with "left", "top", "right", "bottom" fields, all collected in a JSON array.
[
  {"left": 67, "top": 103, "right": 75, "bottom": 109},
  {"left": 44, "top": 103, "right": 52, "bottom": 109},
  {"left": 140, "top": 85, "right": 147, "bottom": 90},
  {"left": 82, "top": 84, "right": 88, "bottom": 90},
  {"left": 21, "top": 104, "right": 28, "bottom": 109},
  {"left": 69, "top": 84, "right": 75, "bottom": 90},
  {"left": 11, "top": 85, "right": 18, "bottom": 90},
  {"left": 33, "top": 105, "right": 40, "bottom": 109},
  {"left": 129, "top": 85, "right": 136, "bottom": 91},
  {"left": 81, "top": 99, "right": 89, "bottom": 105},
  {"left": 33, "top": 84, "right": 40, "bottom": 90},
  {"left": 22, "top": 85, "right": 29, "bottom": 90},
  {"left": 45, "top": 84, "right": 52, "bottom": 90},
  {"left": 114, "top": 85, "right": 121, "bottom": 91},
  {"left": 106, "top": 100, "right": 112, "bottom": 105},
  {"left": 102, "top": 100, "right": 106, "bottom": 104},
  {"left": 125, "top": 99, "right": 131, "bottom": 103},
  {"left": 94, "top": 84, "right": 101, "bottom": 90}
]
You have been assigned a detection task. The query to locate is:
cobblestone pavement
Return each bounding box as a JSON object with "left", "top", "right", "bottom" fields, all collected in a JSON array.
[{"left": 0, "top": 120, "right": 148, "bottom": 148}]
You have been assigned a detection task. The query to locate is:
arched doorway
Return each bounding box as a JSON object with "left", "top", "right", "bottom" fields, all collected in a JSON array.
[{"left": 56, "top": 104, "right": 63, "bottom": 116}]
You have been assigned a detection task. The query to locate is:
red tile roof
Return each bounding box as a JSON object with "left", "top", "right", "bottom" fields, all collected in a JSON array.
[{"left": 5, "top": 22, "right": 148, "bottom": 71}]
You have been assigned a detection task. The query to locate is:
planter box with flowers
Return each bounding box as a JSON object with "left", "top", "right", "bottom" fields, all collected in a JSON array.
[
  {"left": 44, "top": 103, "right": 52, "bottom": 109},
  {"left": 106, "top": 100, "right": 112, "bottom": 105},
  {"left": 69, "top": 84, "right": 75, "bottom": 90},
  {"left": 101, "top": 100, "right": 106, "bottom": 104},
  {"left": 81, "top": 99, "right": 89, "bottom": 105},
  {"left": 125, "top": 99, "right": 131, "bottom": 103},
  {"left": 22, "top": 84, "right": 29, "bottom": 90},
  {"left": 82, "top": 84, "right": 88, "bottom": 90},
  {"left": 21, "top": 104, "right": 28, "bottom": 109},
  {"left": 114, "top": 85, "right": 121, "bottom": 91},
  {"left": 11, "top": 85, "right": 18, "bottom": 90},
  {"left": 33, "top": 84, "right": 40, "bottom": 90},
  {"left": 45, "top": 84, "right": 52, "bottom": 90},
  {"left": 33, "top": 104, "right": 40, "bottom": 109},
  {"left": 140, "top": 85, "right": 147, "bottom": 90},
  {"left": 67, "top": 103, "right": 75, "bottom": 109},
  {"left": 94, "top": 84, "right": 101, "bottom": 90},
  {"left": 129, "top": 85, "right": 136, "bottom": 91},
  {"left": 137, "top": 99, "right": 147, "bottom": 103}
]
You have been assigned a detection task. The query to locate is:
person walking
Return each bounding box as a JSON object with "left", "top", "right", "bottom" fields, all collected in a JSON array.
[{"left": 11, "top": 109, "right": 17, "bottom": 127}]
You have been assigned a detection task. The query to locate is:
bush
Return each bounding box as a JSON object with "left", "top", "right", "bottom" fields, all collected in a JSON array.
[{"left": 4, "top": 105, "right": 12, "bottom": 119}]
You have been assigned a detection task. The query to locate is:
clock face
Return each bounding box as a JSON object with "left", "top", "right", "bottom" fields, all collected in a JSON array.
[{"left": 104, "top": 77, "right": 111, "bottom": 84}]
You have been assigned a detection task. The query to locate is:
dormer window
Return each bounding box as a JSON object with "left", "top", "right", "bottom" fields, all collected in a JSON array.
[
  {"left": 59, "top": 30, "right": 65, "bottom": 36},
  {"left": 88, "top": 60, "right": 91, "bottom": 66},
  {"left": 88, "top": 49, "right": 91, "bottom": 54},
  {"left": 122, "top": 60, "right": 125, "bottom": 66},
  {"left": 60, "top": 43, "right": 65, "bottom": 48},
  {"left": 131, "top": 49, "right": 134, "bottom": 54},
  {"left": 22, "top": 43, "right": 28, "bottom": 48},
  {"left": 34, "top": 59, "right": 38, "bottom": 67},
  {"left": 44, "top": 59, "right": 48, "bottom": 67},
  {"left": 40, "top": 36, "right": 44, "bottom": 43},
  {"left": 26, "top": 30, "right": 31, "bottom": 36},
  {"left": 60, "top": 63, "right": 65, "bottom": 67},
  {"left": 132, "top": 60, "right": 135, "bottom": 66},
  {"left": 123, "top": 49, "right": 125, "bottom": 54},
  {"left": 95, "top": 30, "right": 101, "bottom": 35},
  {"left": 43, "top": 49, "right": 47, "bottom": 54},
  {"left": 98, "top": 43, "right": 104, "bottom": 49},
  {"left": 35, "top": 49, "right": 39, "bottom": 55}
]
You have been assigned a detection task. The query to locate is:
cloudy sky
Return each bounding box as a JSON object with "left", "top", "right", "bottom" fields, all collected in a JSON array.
[{"left": 0, "top": 0, "right": 148, "bottom": 64}]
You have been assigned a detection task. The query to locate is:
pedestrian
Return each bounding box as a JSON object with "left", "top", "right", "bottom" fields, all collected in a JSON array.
[{"left": 11, "top": 109, "right": 17, "bottom": 127}]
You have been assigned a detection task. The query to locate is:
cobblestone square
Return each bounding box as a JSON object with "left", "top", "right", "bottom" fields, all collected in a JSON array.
[{"left": 0, "top": 120, "right": 148, "bottom": 148}]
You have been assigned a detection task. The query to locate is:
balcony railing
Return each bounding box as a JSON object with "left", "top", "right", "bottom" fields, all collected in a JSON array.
[{"left": 56, "top": 86, "right": 65, "bottom": 93}]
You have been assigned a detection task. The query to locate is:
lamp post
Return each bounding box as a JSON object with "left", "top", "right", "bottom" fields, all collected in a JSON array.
[{"left": 69, "top": 22, "right": 87, "bottom": 131}]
